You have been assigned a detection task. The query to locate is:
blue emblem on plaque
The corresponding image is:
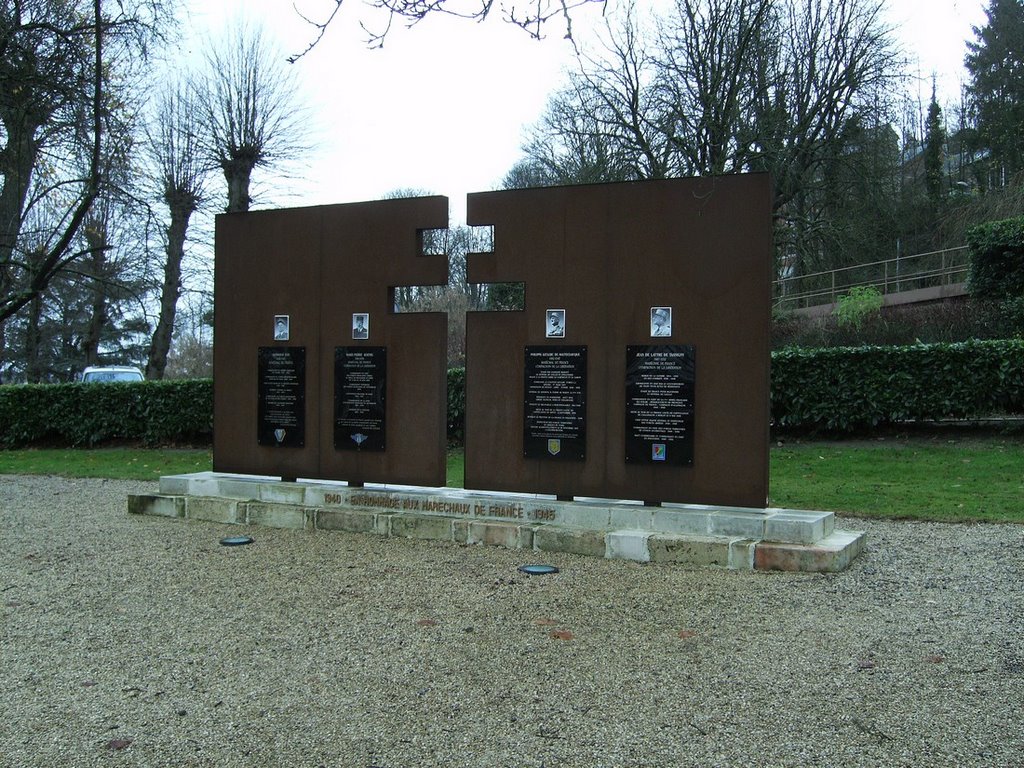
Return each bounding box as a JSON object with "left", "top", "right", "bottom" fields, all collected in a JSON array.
[
  {"left": 652, "top": 443, "right": 666, "bottom": 461},
  {"left": 352, "top": 433, "right": 368, "bottom": 446},
  {"left": 274, "top": 429, "right": 286, "bottom": 443}
]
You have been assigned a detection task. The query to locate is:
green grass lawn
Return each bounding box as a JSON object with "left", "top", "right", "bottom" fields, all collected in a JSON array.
[
  {"left": 0, "top": 448, "right": 460, "bottom": 485},
  {"left": 769, "top": 438, "right": 1024, "bottom": 523},
  {"left": 0, "top": 448, "right": 213, "bottom": 481},
  {"left": 1, "top": 438, "right": 1020, "bottom": 523}
]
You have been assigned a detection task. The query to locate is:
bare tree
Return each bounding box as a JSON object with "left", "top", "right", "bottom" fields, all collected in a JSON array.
[
  {"left": 657, "top": 0, "right": 774, "bottom": 175},
  {"left": 196, "top": 21, "right": 310, "bottom": 213},
  {"left": 0, "top": 168, "right": 157, "bottom": 382},
  {"left": 522, "top": 80, "right": 642, "bottom": 183},
  {"left": 518, "top": 0, "right": 901, "bottom": 275},
  {"left": 144, "top": 80, "right": 208, "bottom": 380},
  {"left": 289, "top": 0, "right": 606, "bottom": 59}
]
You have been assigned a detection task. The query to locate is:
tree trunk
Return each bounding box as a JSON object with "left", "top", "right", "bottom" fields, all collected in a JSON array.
[
  {"left": 25, "top": 292, "right": 44, "bottom": 383},
  {"left": 81, "top": 292, "right": 108, "bottom": 366},
  {"left": 224, "top": 158, "right": 255, "bottom": 213},
  {"left": 0, "top": 127, "right": 42, "bottom": 295},
  {"left": 146, "top": 202, "right": 194, "bottom": 380},
  {"left": 80, "top": 228, "right": 108, "bottom": 366}
]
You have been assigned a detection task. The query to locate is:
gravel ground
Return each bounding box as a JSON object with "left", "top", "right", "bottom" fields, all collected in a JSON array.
[{"left": 1, "top": 475, "right": 1022, "bottom": 768}]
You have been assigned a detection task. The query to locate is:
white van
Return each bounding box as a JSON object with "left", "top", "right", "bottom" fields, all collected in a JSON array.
[{"left": 81, "top": 366, "right": 145, "bottom": 383}]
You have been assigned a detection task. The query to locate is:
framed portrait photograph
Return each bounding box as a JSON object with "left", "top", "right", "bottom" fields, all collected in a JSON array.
[
  {"left": 352, "top": 313, "right": 369, "bottom": 339},
  {"left": 650, "top": 306, "right": 672, "bottom": 337},
  {"left": 545, "top": 309, "right": 566, "bottom": 338},
  {"left": 273, "top": 314, "right": 290, "bottom": 341}
]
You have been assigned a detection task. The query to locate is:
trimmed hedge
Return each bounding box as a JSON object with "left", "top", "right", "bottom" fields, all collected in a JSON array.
[
  {"left": 0, "top": 379, "right": 213, "bottom": 448},
  {"left": 771, "top": 340, "right": 1024, "bottom": 432},
  {"left": 967, "top": 216, "right": 1024, "bottom": 299},
  {"left": 2, "top": 341, "right": 1021, "bottom": 447}
]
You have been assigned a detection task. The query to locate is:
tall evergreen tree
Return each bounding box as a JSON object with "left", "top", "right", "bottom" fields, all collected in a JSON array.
[
  {"left": 924, "top": 86, "right": 946, "bottom": 208},
  {"left": 965, "top": 0, "right": 1024, "bottom": 184}
]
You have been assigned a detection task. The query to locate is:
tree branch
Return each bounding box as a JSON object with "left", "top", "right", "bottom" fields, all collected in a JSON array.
[{"left": 288, "top": 0, "right": 604, "bottom": 59}]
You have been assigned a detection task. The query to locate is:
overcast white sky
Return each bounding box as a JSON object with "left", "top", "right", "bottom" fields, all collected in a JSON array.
[{"left": 180, "top": 0, "right": 989, "bottom": 224}]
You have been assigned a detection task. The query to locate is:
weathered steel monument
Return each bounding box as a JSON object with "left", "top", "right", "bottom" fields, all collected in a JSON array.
[
  {"left": 129, "top": 176, "right": 865, "bottom": 571},
  {"left": 212, "top": 195, "right": 450, "bottom": 487},
  {"left": 464, "top": 176, "right": 770, "bottom": 507}
]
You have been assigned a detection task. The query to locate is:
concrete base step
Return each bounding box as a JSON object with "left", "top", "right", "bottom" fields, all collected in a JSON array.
[{"left": 127, "top": 473, "right": 866, "bottom": 573}]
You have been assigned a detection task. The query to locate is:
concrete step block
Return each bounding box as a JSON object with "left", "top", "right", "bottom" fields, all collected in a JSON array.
[
  {"left": 185, "top": 497, "right": 242, "bottom": 525},
  {"left": 315, "top": 507, "right": 378, "bottom": 535},
  {"left": 648, "top": 533, "right": 756, "bottom": 569},
  {"left": 127, "top": 494, "right": 184, "bottom": 519},
  {"left": 534, "top": 526, "right": 606, "bottom": 558},
  {"left": 259, "top": 482, "right": 307, "bottom": 506},
  {"left": 452, "top": 519, "right": 470, "bottom": 544},
  {"left": 467, "top": 520, "right": 535, "bottom": 550},
  {"left": 754, "top": 530, "right": 867, "bottom": 572},
  {"left": 650, "top": 508, "right": 716, "bottom": 537},
  {"left": 605, "top": 529, "right": 652, "bottom": 562},
  {"left": 391, "top": 513, "right": 456, "bottom": 541},
  {"left": 763, "top": 510, "right": 834, "bottom": 544},
  {"left": 158, "top": 475, "right": 195, "bottom": 495},
  {"left": 607, "top": 507, "right": 656, "bottom": 531},
  {"left": 707, "top": 510, "right": 769, "bottom": 540},
  {"left": 246, "top": 501, "right": 308, "bottom": 530}
]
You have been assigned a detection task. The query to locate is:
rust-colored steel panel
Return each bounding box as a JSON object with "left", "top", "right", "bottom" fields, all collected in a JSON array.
[
  {"left": 317, "top": 197, "right": 448, "bottom": 486},
  {"left": 465, "top": 175, "right": 772, "bottom": 507},
  {"left": 214, "top": 206, "right": 322, "bottom": 480},
  {"left": 214, "top": 197, "right": 449, "bottom": 486}
]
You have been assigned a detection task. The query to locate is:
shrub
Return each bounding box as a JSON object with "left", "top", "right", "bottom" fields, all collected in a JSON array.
[
  {"left": 0, "top": 379, "right": 213, "bottom": 448},
  {"left": 5, "top": 343, "right": 1022, "bottom": 447},
  {"left": 967, "top": 216, "right": 1024, "bottom": 299},
  {"left": 771, "top": 339, "right": 1024, "bottom": 432},
  {"left": 834, "top": 285, "right": 883, "bottom": 328},
  {"left": 447, "top": 367, "right": 465, "bottom": 443},
  {"left": 773, "top": 297, "right": 1024, "bottom": 349}
]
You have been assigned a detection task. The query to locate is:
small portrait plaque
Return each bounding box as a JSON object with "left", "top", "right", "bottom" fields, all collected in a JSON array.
[
  {"left": 625, "top": 344, "right": 695, "bottom": 466},
  {"left": 257, "top": 346, "right": 305, "bottom": 447},
  {"left": 650, "top": 306, "right": 672, "bottom": 337},
  {"left": 523, "top": 345, "right": 587, "bottom": 460},
  {"left": 273, "top": 314, "right": 290, "bottom": 341},
  {"left": 334, "top": 346, "right": 386, "bottom": 451},
  {"left": 545, "top": 309, "right": 566, "bottom": 338},
  {"left": 352, "top": 313, "right": 369, "bottom": 340}
]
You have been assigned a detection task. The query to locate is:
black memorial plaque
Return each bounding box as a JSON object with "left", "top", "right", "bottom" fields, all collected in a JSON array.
[
  {"left": 334, "top": 346, "right": 387, "bottom": 451},
  {"left": 523, "top": 345, "right": 587, "bottom": 460},
  {"left": 257, "top": 346, "right": 306, "bottom": 447},
  {"left": 625, "top": 345, "right": 695, "bottom": 466}
]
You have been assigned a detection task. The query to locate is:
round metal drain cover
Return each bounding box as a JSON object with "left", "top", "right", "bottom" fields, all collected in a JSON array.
[
  {"left": 220, "top": 535, "right": 254, "bottom": 547},
  {"left": 518, "top": 564, "right": 559, "bottom": 575}
]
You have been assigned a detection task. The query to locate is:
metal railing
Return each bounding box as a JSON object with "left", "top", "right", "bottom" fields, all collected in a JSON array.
[{"left": 773, "top": 246, "right": 970, "bottom": 312}]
